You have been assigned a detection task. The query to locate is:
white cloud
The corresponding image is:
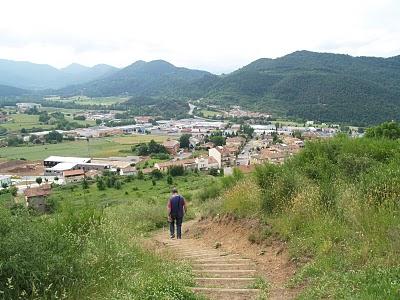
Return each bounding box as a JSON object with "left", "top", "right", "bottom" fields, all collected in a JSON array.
[{"left": 0, "top": 0, "right": 399, "bottom": 73}]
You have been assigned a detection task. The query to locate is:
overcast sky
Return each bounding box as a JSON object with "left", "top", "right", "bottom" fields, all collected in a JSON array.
[{"left": 0, "top": 0, "right": 399, "bottom": 74}]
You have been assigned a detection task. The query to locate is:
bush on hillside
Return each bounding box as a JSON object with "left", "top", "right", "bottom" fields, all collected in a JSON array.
[
  {"left": 168, "top": 166, "right": 185, "bottom": 176},
  {"left": 208, "top": 132, "right": 400, "bottom": 298}
]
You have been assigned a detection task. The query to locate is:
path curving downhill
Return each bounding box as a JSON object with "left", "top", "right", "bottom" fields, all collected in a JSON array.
[{"left": 154, "top": 225, "right": 264, "bottom": 300}]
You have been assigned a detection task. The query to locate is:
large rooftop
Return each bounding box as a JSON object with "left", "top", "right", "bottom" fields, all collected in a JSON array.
[
  {"left": 46, "top": 162, "right": 78, "bottom": 171},
  {"left": 44, "top": 156, "right": 91, "bottom": 164}
]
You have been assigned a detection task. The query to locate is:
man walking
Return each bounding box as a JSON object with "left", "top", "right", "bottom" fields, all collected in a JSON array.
[{"left": 167, "top": 187, "right": 186, "bottom": 239}]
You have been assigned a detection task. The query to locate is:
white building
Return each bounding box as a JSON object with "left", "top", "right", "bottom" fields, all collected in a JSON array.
[
  {"left": 44, "top": 162, "right": 78, "bottom": 176},
  {"left": 44, "top": 156, "right": 91, "bottom": 168},
  {"left": 16, "top": 103, "right": 41, "bottom": 112},
  {"left": 0, "top": 175, "right": 12, "bottom": 187},
  {"left": 195, "top": 156, "right": 219, "bottom": 170}
]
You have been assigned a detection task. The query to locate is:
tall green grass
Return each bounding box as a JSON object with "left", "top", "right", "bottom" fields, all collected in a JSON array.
[
  {"left": 0, "top": 174, "right": 211, "bottom": 299},
  {"left": 200, "top": 136, "right": 400, "bottom": 299}
]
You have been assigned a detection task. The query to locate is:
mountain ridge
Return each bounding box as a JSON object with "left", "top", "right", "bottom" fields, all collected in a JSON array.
[
  {"left": 58, "top": 59, "right": 212, "bottom": 97},
  {"left": 2, "top": 51, "right": 400, "bottom": 125},
  {"left": 0, "top": 59, "right": 119, "bottom": 89}
]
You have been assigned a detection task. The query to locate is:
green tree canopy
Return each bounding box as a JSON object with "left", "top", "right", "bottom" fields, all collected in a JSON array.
[
  {"left": 179, "top": 134, "right": 191, "bottom": 148},
  {"left": 365, "top": 121, "right": 400, "bottom": 139}
]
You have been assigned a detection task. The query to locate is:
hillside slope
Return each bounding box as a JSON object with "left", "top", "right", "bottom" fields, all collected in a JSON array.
[
  {"left": 2, "top": 51, "right": 400, "bottom": 125},
  {"left": 0, "top": 59, "right": 118, "bottom": 89},
  {"left": 59, "top": 60, "right": 212, "bottom": 97},
  {"left": 202, "top": 51, "right": 400, "bottom": 125},
  {"left": 197, "top": 134, "right": 400, "bottom": 299},
  {"left": 0, "top": 84, "right": 27, "bottom": 96}
]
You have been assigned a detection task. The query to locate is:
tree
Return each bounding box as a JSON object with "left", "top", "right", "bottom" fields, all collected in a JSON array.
[
  {"left": 271, "top": 132, "right": 282, "bottom": 144},
  {"left": 7, "top": 136, "right": 23, "bottom": 147},
  {"left": 82, "top": 178, "right": 89, "bottom": 189},
  {"left": 45, "top": 131, "right": 63, "bottom": 143},
  {"left": 169, "top": 166, "right": 185, "bottom": 176},
  {"left": 36, "top": 177, "right": 42, "bottom": 185},
  {"left": 73, "top": 115, "right": 86, "bottom": 121},
  {"left": 114, "top": 180, "right": 122, "bottom": 190},
  {"left": 1, "top": 183, "right": 8, "bottom": 189},
  {"left": 151, "top": 169, "right": 163, "bottom": 180},
  {"left": 179, "top": 134, "right": 191, "bottom": 148},
  {"left": 240, "top": 124, "right": 254, "bottom": 138},
  {"left": 148, "top": 139, "right": 167, "bottom": 154},
  {"left": 106, "top": 175, "right": 116, "bottom": 188},
  {"left": 97, "top": 178, "right": 106, "bottom": 190},
  {"left": 95, "top": 119, "right": 102, "bottom": 125},
  {"left": 137, "top": 170, "right": 144, "bottom": 180},
  {"left": 209, "top": 168, "right": 219, "bottom": 176},
  {"left": 292, "top": 130, "right": 303, "bottom": 139},
  {"left": 365, "top": 121, "right": 400, "bottom": 139},
  {"left": 137, "top": 144, "right": 149, "bottom": 156},
  {"left": 0, "top": 127, "right": 7, "bottom": 136},
  {"left": 39, "top": 112, "right": 50, "bottom": 123},
  {"left": 9, "top": 186, "right": 18, "bottom": 196},
  {"left": 210, "top": 135, "right": 225, "bottom": 146},
  {"left": 167, "top": 175, "right": 173, "bottom": 185}
]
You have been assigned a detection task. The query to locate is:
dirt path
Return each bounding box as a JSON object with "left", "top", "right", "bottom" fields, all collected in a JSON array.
[
  {"left": 153, "top": 221, "right": 262, "bottom": 299},
  {"left": 152, "top": 218, "right": 300, "bottom": 300}
]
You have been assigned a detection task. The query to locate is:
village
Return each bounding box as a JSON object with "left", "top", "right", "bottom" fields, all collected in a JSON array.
[
  {"left": 0, "top": 102, "right": 348, "bottom": 212},
  {"left": 0, "top": 102, "right": 343, "bottom": 211}
]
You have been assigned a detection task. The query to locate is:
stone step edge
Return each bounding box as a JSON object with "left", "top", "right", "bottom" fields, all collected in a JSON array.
[
  {"left": 194, "top": 277, "right": 256, "bottom": 281},
  {"left": 193, "top": 269, "right": 257, "bottom": 273},
  {"left": 190, "top": 287, "right": 260, "bottom": 292}
]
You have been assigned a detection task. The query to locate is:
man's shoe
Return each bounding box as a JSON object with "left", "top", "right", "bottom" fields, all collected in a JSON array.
[{"left": 170, "top": 235, "right": 175, "bottom": 239}]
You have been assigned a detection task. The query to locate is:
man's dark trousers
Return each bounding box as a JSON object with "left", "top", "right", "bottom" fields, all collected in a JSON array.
[{"left": 170, "top": 217, "right": 183, "bottom": 239}]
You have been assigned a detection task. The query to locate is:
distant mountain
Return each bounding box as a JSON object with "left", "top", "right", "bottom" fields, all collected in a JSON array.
[
  {"left": 59, "top": 60, "right": 211, "bottom": 97},
  {"left": 0, "top": 84, "right": 26, "bottom": 96},
  {"left": 0, "top": 59, "right": 118, "bottom": 89},
  {"left": 58, "top": 51, "right": 400, "bottom": 125},
  {"left": 199, "top": 51, "right": 400, "bottom": 125},
  {"left": 2, "top": 51, "right": 400, "bottom": 125},
  {"left": 62, "top": 63, "right": 119, "bottom": 85},
  {"left": 61, "top": 63, "right": 91, "bottom": 75}
]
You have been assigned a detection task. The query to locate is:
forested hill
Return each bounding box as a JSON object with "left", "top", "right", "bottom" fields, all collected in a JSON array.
[
  {"left": 58, "top": 60, "right": 213, "bottom": 98},
  {"left": 2, "top": 51, "right": 400, "bottom": 125},
  {"left": 57, "top": 51, "right": 400, "bottom": 125},
  {"left": 0, "top": 84, "right": 27, "bottom": 96},
  {"left": 201, "top": 51, "right": 400, "bottom": 125}
]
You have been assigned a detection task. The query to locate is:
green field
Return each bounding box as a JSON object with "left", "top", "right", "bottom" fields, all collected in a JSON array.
[
  {"left": 0, "top": 135, "right": 168, "bottom": 160},
  {"left": 46, "top": 96, "right": 129, "bottom": 106},
  {"left": 199, "top": 109, "right": 221, "bottom": 117},
  {"left": 1, "top": 114, "right": 53, "bottom": 132},
  {"left": 1, "top": 112, "right": 97, "bottom": 133}
]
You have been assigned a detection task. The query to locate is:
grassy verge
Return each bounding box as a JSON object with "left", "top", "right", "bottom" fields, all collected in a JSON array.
[
  {"left": 0, "top": 172, "right": 213, "bottom": 299},
  {"left": 198, "top": 136, "right": 400, "bottom": 299}
]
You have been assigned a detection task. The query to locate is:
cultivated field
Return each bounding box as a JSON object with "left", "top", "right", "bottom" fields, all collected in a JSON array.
[
  {"left": 1, "top": 111, "right": 97, "bottom": 133},
  {"left": 0, "top": 135, "right": 168, "bottom": 160},
  {"left": 199, "top": 109, "right": 221, "bottom": 117},
  {"left": 46, "top": 96, "right": 129, "bottom": 106}
]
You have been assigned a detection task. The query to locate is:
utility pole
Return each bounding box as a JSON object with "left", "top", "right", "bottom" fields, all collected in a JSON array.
[{"left": 87, "top": 137, "right": 90, "bottom": 157}]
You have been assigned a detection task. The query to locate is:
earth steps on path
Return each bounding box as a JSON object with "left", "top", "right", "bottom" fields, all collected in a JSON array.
[{"left": 163, "top": 239, "right": 261, "bottom": 300}]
